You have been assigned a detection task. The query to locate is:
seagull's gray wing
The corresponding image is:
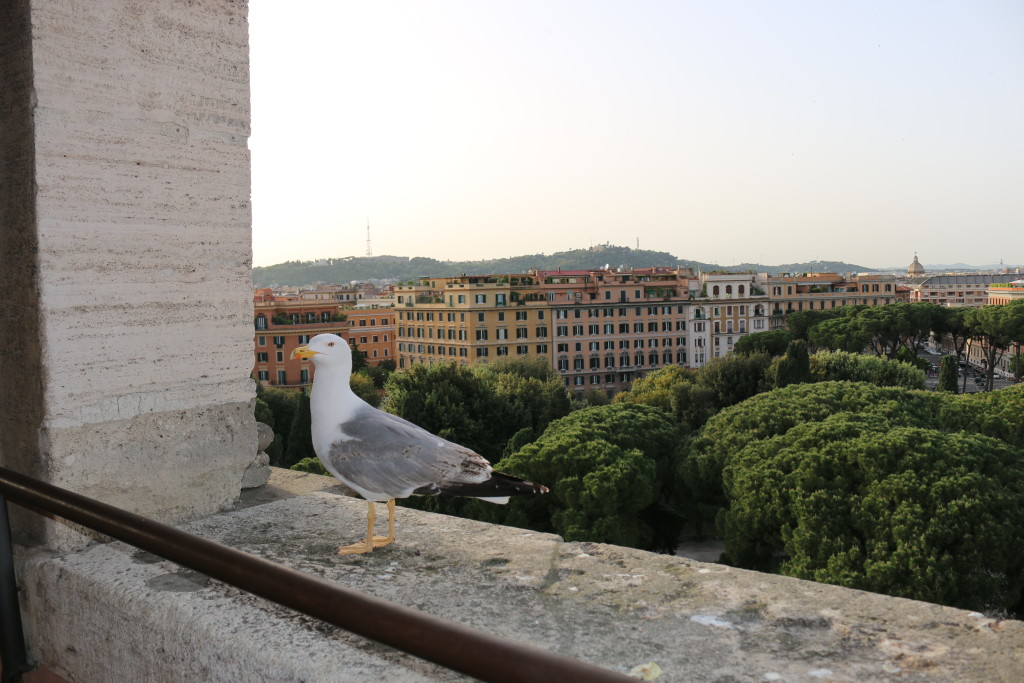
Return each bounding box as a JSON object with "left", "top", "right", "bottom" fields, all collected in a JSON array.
[{"left": 325, "top": 403, "right": 491, "bottom": 498}]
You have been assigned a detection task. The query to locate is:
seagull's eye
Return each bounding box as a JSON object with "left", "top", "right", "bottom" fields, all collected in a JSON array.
[{"left": 327, "top": 342, "right": 335, "bottom": 347}]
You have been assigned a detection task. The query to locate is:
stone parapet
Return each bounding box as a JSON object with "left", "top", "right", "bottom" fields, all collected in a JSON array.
[{"left": 18, "top": 469, "right": 1024, "bottom": 682}]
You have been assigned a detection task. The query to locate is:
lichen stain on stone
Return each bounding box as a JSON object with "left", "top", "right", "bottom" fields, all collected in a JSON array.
[{"left": 144, "top": 570, "right": 210, "bottom": 592}]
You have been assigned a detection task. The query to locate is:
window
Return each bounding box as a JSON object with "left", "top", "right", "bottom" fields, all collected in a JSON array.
[
  {"left": 496, "top": 346, "right": 509, "bottom": 356},
  {"left": 276, "top": 351, "right": 284, "bottom": 362},
  {"left": 476, "top": 348, "right": 490, "bottom": 357},
  {"left": 257, "top": 370, "right": 268, "bottom": 381},
  {"left": 458, "top": 295, "right": 465, "bottom": 304},
  {"left": 516, "top": 311, "right": 528, "bottom": 321},
  {"left": 475, "top": 294, "right": 486, "bottom": 304},
  {"left": 256, "top": 352, "right": 268, "bottom": 363},
  {"left": 477, "top": 313, "right": 485, "bottom": 322},
  {"left": 277, "top": 370, "right": 287, "bottom": 385},
  {"left": 298, "top": 335, "right": 310, "bottom": 344},
  {"left": 516, "top": 327, "right": 528, "bottom": 339},
  {"left": 557, "top": 343, "right": 569, "bottom": 352},
  {"left": 497, "top": 311, "right": 505, "bottom": 322},
  {"left": 258, "top": 336, "right": 266, "bottom": 346},
  {"left": 517, "top": 345, "right": 528, "bottom": 355},
  {"left": 255, "top": 316, "right": 267, "bottom": 330},
  {"left": 300, "top": 369, "right": 309, "bottom": 384},
  {"left": 496, "top": 328, "right": 508, "bottom": 340},
  {"left": 359, "top": 319, "right": 367, "bottom": 326},
  {"left": 536, "top": 326, "right": 548, "bottom": 337},
  {"left": 536, "top": 344, "right": 548, "bottom": 353},
  {"left": 557, "top": 325, "right": 568, "bottom": 336},
  {"left": 476, "top": 329, "right": 488, "bottom": 340},
  {"left": 273, "top": 336, "right": 285, "bottom": 347}
]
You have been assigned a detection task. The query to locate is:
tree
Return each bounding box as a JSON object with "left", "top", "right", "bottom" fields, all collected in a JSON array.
[
  {"left": 808, "top": 317, "right": 871, "bottom": 354},
  {"left": 283, "top": 390, "right": 314, "bottom": 468},
  {"left": 934, "top": 307, "right": 972, "bottom": 393},
  {"left": 807, "top": 350, "right": 925, "bottom": 389},
  {"left": 349, "top": 371, "right": 381, "bottom": 407},
  {"left": 347, "top": 338, "right": 368, "bottom": 372},
  {"left": 938, "top": 354, "right": 959, "bottom": 392},
  {"left": 965, "top": 301, "right": 1024, "bottom": 391},
  {"left": 1010, "top": 353, "right": 1024, "bottom": 382},
  {"left": 694, "top": 352, "right": 772, "bottom": 409},
  {"left": 484, "top": 355, "right": 557, "bottom": 381},
  {"left": 582, "top": 388, "right": 610, "bottom": 406},
  {"left": 257, "top": 385, "right": 299, "bottom": 465},
  {"left": 613, "top": 365, "right": 693, "bottom": 413},
  {"left": 493, "top": 404, "right": 686, "bottom": 552},
  {"left": 684, "top": 382, "right": 954, "bottom": 520},
  {"left": 383, "top": 362, "right": 507, "bottom": 460},
  {"left": 733, "top": 329, "right": 792, "bottom": 357},
  {"left": 721, "top": 415, "right": 1024, "bottom": 614},
  {"left": 768, "top": 340, "right": 811, "bottom": 388}
]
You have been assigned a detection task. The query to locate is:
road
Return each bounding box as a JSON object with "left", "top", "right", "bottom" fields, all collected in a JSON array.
[{"left": 918, "top": 347, "right": 1017, "bottom": 393}]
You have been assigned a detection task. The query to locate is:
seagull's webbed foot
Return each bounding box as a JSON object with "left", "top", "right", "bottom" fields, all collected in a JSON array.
[{"left": 337, "top": 500, "right": 396, "bottom": 555}]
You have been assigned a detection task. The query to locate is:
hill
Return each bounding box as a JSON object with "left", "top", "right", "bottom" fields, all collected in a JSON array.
[{"left": 252, "top": 246, "right": 872, "bottom": 287}]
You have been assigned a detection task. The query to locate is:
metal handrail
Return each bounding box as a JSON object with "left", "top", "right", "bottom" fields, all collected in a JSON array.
[{"left": 0, "top": 467, "right": 630, "bottom": 683}]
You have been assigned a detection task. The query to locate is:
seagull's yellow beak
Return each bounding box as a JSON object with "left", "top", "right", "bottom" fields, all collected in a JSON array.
[{"left": 290, "top": 345, "right": 318, "bottom": 360}]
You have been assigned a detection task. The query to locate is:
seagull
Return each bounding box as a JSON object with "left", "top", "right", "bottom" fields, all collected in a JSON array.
[{"left": 290, "top": 333, "right": 548, "bottom": 555}]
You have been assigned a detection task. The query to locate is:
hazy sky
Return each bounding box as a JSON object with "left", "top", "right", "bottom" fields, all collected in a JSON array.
[{"left": 249, "top": 1, "right": 1023, "bottom": 269}]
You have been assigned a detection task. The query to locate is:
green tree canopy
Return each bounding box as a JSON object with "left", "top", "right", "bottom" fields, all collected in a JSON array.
[
  {"left": 938, "top": 354, "right": 959, "bottom": 393},
  {"left": 693, "top": 352, "right": 772, "bottom": 409},
  {"left": 720, "top": 414, "right": 1024, "bottom": 613},
  {"left": 256, "top": 384, "right": 299, "bottom": 466},
  {"left": 383, "top": 362, "right": 507, "bottom": 460},
  {"left": 492, "top": 404, "right": 686, "bottom": 551},
  {"left": 613, "top": 365, "right": 693, "bottom": 413},
  {"left": 808, "top": 350, "right": 925, "bottom": 390},
  {"left": 768, "top": 340, "right": 812, "bottom": 388},
  {"left": 732, "top": 329, "right": 793, "bottom": 357},
  {"left": 283, "top": 390, "right": 314, "bottom": 468}
]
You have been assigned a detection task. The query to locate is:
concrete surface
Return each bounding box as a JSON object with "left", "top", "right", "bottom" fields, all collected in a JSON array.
[{"left": 19, "top": 470, "right": 1024, "bottom": 683}]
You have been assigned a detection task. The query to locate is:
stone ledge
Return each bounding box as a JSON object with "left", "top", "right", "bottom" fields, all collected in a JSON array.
[{"left": 18, "top": 469, "right": 1024, "bottom": 682}]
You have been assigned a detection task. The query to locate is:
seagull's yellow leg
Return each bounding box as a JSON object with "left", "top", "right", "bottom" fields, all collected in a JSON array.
[{"left": 336, "top": 500, "right": 396, "bottom": 555}]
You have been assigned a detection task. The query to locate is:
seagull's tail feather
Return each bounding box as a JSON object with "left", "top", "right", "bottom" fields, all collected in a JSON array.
[{"left": 419, "top": 471, "right": 548, "bottom": 503}]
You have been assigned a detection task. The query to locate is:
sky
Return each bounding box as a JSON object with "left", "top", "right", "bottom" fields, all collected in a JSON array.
[{"left": 249, "top": 1, "right": 1024, "bottom": 269}]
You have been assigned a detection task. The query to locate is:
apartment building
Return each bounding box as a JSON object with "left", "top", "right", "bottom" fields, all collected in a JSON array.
[
  {"left": 394, "top": 273, "right": 551, "bottom": 370},
  {"left": 763, "top": 273, "right": 897, "bottom": 329},
  {"left": 904, "top": 273, "right": 1019, "bottom": 307},
  {"left": 346, "top": 309, "right": 397, "bottom": 366},
  {"left": 394, "top": 267, "right": 780, "bottom": 395},
  {"left": 253, "top": 288, "right": 350, "bottom": 387}
]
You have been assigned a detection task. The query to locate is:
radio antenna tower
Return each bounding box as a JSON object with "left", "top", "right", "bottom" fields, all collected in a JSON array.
[{"left": 365, "top": 218, "right": 372, "bottom": 257}]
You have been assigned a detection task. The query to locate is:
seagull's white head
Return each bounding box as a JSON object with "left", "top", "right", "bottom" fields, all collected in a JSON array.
[{"left": 290, "top": 333, "right": 352, "bottom": 374}]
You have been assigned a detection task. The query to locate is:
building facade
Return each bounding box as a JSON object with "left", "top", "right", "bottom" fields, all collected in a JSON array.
[
  {"left": 763, "top": 273, "right": 898, "bottom": 330},
  {"left": 253, "top": 288, "right": 351, "bottom": 387},
  {"left": 904, "top": 274, "right": 1020, "bottom": 307},
  {"left": 346, "top": 309, "right": 397, "bottom": 366},
  {"left": 394, "top": 268, "right": 779, "bottom": 395}
]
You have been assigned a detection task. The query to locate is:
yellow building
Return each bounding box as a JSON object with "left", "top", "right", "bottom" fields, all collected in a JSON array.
[{"left": 764, "top": 273, "right": 897, "bottom": 329}]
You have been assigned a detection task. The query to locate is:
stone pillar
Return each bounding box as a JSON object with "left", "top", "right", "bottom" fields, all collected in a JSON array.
[{"left": 0, "top": 0, "right": 256, "bottom": 549}]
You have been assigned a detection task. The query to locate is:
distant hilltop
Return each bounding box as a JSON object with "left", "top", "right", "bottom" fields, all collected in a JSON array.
[{"left": 253, "top": 245, "right": 874, "bottom": 288}]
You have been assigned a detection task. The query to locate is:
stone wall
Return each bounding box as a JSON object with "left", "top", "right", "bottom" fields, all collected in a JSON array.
[
  {"left": 0, "top": 0, "right": 256, "bottom": 549},
  {"left": 20, "top": 470, "right": 1024, "bottom": 682}
]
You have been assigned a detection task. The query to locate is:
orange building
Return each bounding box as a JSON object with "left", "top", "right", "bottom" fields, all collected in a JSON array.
[
  {"left": 253, "top": 288, "right": 350, "bottom": 387},
  {"left": 346, "top": 309, "right": 397, "bottom": 366}
]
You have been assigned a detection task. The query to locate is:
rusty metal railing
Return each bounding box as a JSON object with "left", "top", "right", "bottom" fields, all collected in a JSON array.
[{"left": 0, "top": 466, "right": 630, "bottom": 683}]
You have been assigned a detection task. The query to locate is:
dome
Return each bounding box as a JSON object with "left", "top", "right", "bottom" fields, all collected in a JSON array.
[{"left": 907, "top": 254, "right": 925, "bottom": 276}]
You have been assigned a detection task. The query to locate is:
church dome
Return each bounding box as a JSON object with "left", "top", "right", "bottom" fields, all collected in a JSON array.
[{"left": 908, "top": 254, "right": 925, "bottom": 276}]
